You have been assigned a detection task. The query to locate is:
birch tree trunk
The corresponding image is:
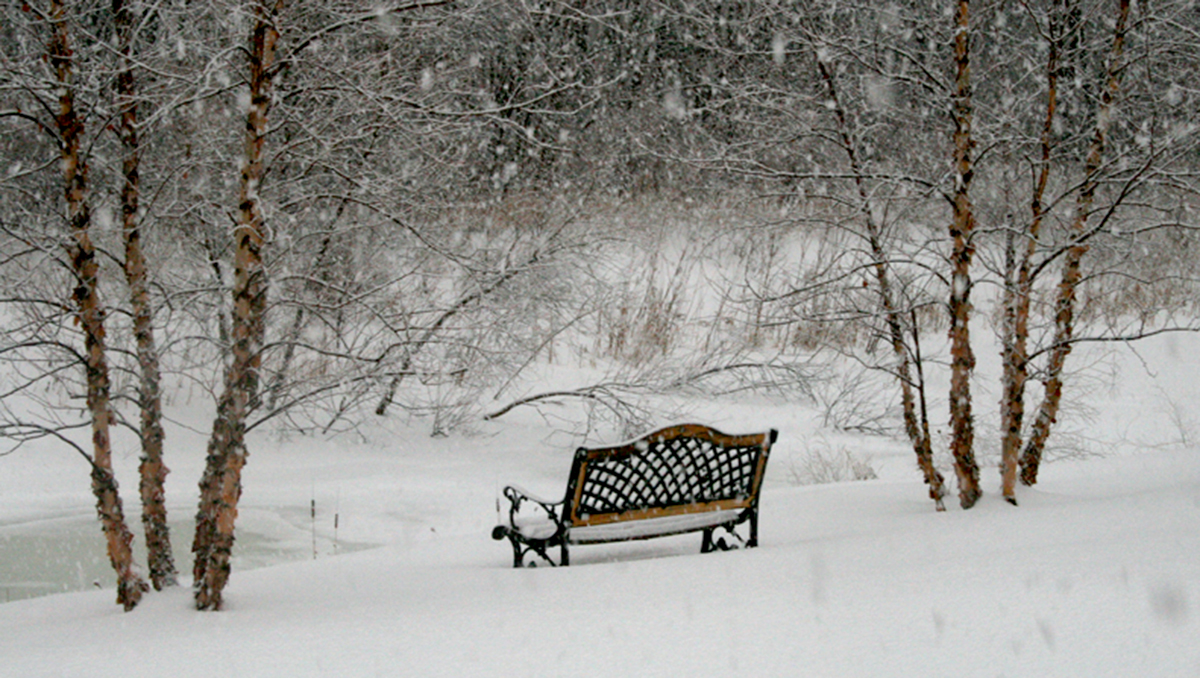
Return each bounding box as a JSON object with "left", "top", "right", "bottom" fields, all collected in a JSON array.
[
  {"left": 813, "top": 50, "right": 946, "bottom": 510},
  {"left": 998, "top": 1, "right": 1064, "bottom": 504},
  {"left": 947, "top": 0, "right": 981, "bottom": 509},
  {"left": 49, "top": 0, "right": 148, "bottom": 610},
  {"left": 113, "top": 0, "right": 177, "bottom": 591},
  {"left": 1020, "top": 0, "right": 1131, "bottom": 486},
  {"left": 193, "top": 0, "right": 283, "bottom": 611}
]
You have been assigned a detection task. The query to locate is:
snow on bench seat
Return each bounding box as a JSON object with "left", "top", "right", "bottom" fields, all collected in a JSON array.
[{"left": 568, "top": 508, "right": 747, "bottom": 544}]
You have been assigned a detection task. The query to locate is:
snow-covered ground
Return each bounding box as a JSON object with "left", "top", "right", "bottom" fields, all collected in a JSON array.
[{"left": 1, "top": 335, "right": 1198, "bottom": 677}]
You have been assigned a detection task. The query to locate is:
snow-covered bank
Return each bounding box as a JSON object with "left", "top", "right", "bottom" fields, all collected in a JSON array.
[
  {"left": 2, "top": 336, "right": 1198, "bottom": 676},
  {"left": 1, "top": 446, "right": 1197, "bottom": 677}
]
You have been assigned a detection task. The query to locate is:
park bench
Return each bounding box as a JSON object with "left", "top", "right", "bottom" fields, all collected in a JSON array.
[{"left": 492, "top": 423, "right": 777, "bottom": 567}]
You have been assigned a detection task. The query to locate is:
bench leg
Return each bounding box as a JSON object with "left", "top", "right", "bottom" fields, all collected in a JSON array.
[
  {"left": 492, "top": 526, "right": 567, "bottom": 567},
  {"left": 521, "top": 540, "right": 567, "bottom": 567},
  {"left": 701, "top": 510, "right": 760, "bottom": 554},
  {"left": 701, "top": 526, "right": 736, "bottom": 552},
  {"left": 510, "top": 532, "right": 529, "bottom": 568},
  {"left": 493, "top": 526, "right": 527, "bottom": 567}
]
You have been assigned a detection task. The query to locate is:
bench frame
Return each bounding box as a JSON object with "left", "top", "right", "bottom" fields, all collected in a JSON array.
[{"left": 492, "top": 424, "right": 777, "bottom": 567}]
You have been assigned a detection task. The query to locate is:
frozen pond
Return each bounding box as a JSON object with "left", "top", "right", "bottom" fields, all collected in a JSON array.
[{"left": 0, "top": 509, "right": 373, "bottom": 603}]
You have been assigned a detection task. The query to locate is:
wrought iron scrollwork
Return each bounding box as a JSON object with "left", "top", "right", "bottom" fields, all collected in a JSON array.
[
  {"left": 491, "top": 485, "right": 570, "bottom": 567},
  {"left": 699, "top": 510, "right": 757, "bottom": 553}
]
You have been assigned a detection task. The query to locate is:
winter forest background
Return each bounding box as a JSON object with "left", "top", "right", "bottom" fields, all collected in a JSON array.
[{"left": 2, "top": 0, "right": 1199, "bottom": 615}]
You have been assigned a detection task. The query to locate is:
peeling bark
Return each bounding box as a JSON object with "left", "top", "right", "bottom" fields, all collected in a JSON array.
[
  {"left": 947, "top": 0, "right": 981, "bottom": 509},
  {"left": 114, "top": 0, "right": 177, "bottom": 591},
  {"left": 999, "top": 0, "right": 1064, "bottom": 505},
  {"left": 193, "top": 0, "right": 284, "bottom": 611},
  {"left": 49, "top": 0, "right": 147, "bottom": 610},
  {"left": 1020, "top": 0, "right": 1131, "bottom": 486}
]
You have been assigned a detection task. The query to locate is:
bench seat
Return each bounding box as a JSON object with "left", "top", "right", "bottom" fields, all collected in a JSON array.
[{"left": 511, "top": 507, "right": 747, "bottom": 544}]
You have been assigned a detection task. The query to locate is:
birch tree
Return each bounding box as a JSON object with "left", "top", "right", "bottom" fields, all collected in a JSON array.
[
  {"left": 47, "top": 0, "right": 149, "bottom": 609},
  {"left": 192, "top": 0, "right": 284, "bottom": 611},
  {"left": 1017, "top": 0, "right": 1131, "bottom": 488},
  {"left": 989, "top": 0, "right": 1197, "bottom": 499},
  {"left": 808, "top": 34, "right": 947, "bottom": 510},
  {"left": 996, "top": 0, "right": 1068, "bottom": 505},
  {"left": 112, "top": 0, "right": 177, "bottom": 590},
  {"left": 945, "top": 0, "right": 982, "bottom": 509}
]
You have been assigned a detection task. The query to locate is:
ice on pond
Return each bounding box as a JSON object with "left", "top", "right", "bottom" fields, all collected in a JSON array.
[{"left": 0, "top": 510, "right": 373, "bottom": 603}]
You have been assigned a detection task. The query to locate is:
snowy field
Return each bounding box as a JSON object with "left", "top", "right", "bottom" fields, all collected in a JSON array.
[{"left": 1, "top": 334, "right": 1198, "bottom": 677}]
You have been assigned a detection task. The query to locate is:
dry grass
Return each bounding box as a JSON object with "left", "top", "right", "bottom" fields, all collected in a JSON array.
[{"left": 789, "top": 438, "right": 879, "bottom": 486}]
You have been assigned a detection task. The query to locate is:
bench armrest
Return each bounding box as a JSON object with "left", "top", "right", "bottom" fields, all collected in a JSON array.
[
  {"left": 503, "top": 484, "right": 562, "bottom": 507},
  {"left": 494, "top": 484, "right": 568, "bottom": 541}
]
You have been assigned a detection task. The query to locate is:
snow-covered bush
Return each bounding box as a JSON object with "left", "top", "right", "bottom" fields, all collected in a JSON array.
[{"left": 790, "top": 438, "right": 878, "bottom": 486}]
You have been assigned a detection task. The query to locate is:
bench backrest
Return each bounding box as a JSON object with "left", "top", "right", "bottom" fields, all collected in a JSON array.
[{"left": 563, "top": 424, "right": 776, "bottom": 528}]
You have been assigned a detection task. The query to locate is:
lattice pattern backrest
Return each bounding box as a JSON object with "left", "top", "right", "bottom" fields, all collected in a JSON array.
[{"left": 574, "top": 432, "right": 764, "bottom": 516}]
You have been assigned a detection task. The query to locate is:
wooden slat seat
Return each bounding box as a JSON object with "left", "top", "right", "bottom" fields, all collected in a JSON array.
[{"left": 492, "top": 424, "right": 777, "bottom": 567}]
